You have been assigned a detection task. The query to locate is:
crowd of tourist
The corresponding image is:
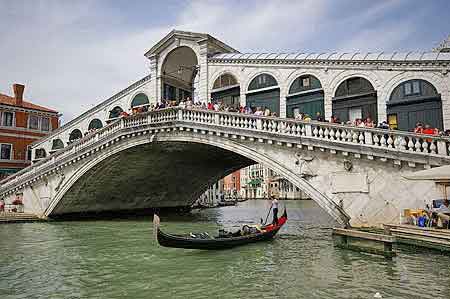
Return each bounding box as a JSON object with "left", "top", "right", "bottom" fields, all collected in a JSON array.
[{"left": 120, "top": 98, "right": 450, "bottom": 136}]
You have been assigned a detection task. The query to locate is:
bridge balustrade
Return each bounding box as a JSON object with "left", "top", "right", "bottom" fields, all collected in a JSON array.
[{"left": 1, "top": 107, "right": 449, "bottom": 196}]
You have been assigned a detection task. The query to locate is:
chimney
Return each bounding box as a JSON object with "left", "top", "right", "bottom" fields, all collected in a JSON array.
[{"left": 12, "top": 84, "right": 25, "bottom": 106}]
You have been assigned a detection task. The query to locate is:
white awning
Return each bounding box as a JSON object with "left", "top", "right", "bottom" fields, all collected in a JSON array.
[{"left": 403, "top": 165, "right": 450, "bottom": 182}]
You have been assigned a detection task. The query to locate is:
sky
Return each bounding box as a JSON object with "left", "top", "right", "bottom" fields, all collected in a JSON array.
[{"left": 0, "top": 0, "right": 449, "bottom": 123}]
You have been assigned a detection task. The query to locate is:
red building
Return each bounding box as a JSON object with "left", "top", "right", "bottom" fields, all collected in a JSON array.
[
  {"left": 0, "top": 84, "right": 59, "bottom": 179},
  {"left": 223, "top": 170, "right": 241, "bottom": 197}
]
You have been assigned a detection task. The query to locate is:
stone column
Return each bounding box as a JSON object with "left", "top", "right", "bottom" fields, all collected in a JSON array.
[
  {"left": 148, "top": 54, "right": 159, "bottom": 102},
  {"left": 197, "top": 41, "right": 209, "bottom": 103}
]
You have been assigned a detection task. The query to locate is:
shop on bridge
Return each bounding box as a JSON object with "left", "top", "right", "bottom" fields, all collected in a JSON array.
[
  {"left": 211, "top": 73, "right": 240, "bottom": 108},
  {"left": 332, "top": 77, "right": 377, "bottom": 123},
  {"left": 387, "top": 79, "right": 443, "bottom": 131},
  {"left": 246, "top": 73, "right": 280, "bottom": 115},
  {"left": 286, "top": 75, "right": 324, "bottom": 119}
]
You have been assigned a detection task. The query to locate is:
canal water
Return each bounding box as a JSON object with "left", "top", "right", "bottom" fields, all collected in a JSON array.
[{"left": 1, "top": 200, "right": 449, "bottom": 299}]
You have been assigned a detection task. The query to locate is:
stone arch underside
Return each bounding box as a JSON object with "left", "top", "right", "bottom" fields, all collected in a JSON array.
[{"left": 50, "top": 142, "right": 254, "bottom": 216}]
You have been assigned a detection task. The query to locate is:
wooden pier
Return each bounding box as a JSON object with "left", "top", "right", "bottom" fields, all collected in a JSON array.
[
  {"left": 333, "top": 224, "right": 450, "bottom": 257},
  {"left": 332, "top": 228, "right": 395, "bottom": 257},
  {"left": 383, "top": 224, "right": 450, "bottom": 252}
]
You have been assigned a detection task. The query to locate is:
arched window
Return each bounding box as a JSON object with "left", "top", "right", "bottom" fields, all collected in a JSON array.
[
  {"left": 213, "top": 73, "right": 238, "bottom": 90},
  {"left": 131, "top": 93, "right": 149, "bottom": 108},
  {"left": 332, "top": 77, "right": 377, "bottom": 123},
  {"left": 335, "top": 77, "right": 375, "bottom": 98},
  {"left": 69, "top": 129, "right": 82, "bottom": 142},
  {"left": 109, "top": 106, "right": 123, "bottom": 119},
  {"left": 51, "top": 139, "right": 64, "bottom": 150},
  {"left": 387, "top": 79, "right": 442, "bottom": 131},
  {"left": 288, "top": 75, "right": 322, "bottom": 94},
  {"left": 35, "top": 148, "right": 46, "bottom": 159},
  {"left": 248, "top": 74, "right": 278, "bottom": 91},
  {"left": 247, "top": 74, "right": 280, "bottom": 115},
  {"left": 88, "top": 119, "right": 103, "bottom": 130},
  {"left": 211, "top": 73, "right": 240, "bottom": 108},
  {"left": 287, "top": 75, "right": 324, "bottom": 119}
]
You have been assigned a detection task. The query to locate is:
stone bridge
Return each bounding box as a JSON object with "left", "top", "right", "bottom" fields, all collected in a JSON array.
[{"left": 1, "top": 108, "right": 450, "bottom": 227}]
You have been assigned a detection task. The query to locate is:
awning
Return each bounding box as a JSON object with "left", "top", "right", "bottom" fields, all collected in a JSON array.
[{"left": 403, "top": 165, "right": 450, "bottom": 183}]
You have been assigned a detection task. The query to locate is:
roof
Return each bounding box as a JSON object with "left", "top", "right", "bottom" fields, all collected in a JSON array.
[
  {"left": 403, "top": 165, "right": 450, "bottom": 182},
  {"left": 0, "top": 93, "right": 58, "bottom": 113},
  {"left": 210, "top": 51, "right": 450, "bottom": 62},
  {"left": 144, "top": 29, "right": 239, "bottom": 58}
]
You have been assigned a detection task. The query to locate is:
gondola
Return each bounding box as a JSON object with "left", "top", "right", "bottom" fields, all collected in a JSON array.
[{"left": 154, "top": 209, "right": 287, "bottom": 250}]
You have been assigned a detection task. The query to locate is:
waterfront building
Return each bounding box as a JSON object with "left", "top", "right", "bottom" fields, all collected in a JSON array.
[
  {"left": 0, "top": 84, "right": 59, "bottom": 179},
  {"left": 239, "top": 164, "right": 309, "bottom": 200},
  {"left": 222, "top": 170, "right": 240, "bottom": 198}
]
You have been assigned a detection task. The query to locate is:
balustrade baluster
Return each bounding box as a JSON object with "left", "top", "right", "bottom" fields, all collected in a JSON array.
[
  {"left": 407, "top": 138, "right": 414, "bottom": 151},
  {"left": 330, "top": 128, "right": 336, "bottom": 140},
  {"left": 421, "top": 141, "right": 429, "bottom": 153},
  {"left": 300, "top": 125, "right": 305, "bottom": 136},
  {"left": 387, "top": 135, "right": 393, "bottom": 148},
  {"left": 414, "top": 139, "right": 422, "bottom": 152},
  {"left": 324, "top": 128, "right": 329, "bottom": 139},
  {"left": 352, "top": 131, "right": 358, "bottom": 143},
  {"left": 430, "top": 142, "right": 437, "bottom": 154},
  {"left": 313, "top": 126, "right": 319, "bottom": 137},
  {"left": 359, "top": 132, "right": 365, "bottom": 144},
  {"left": 373, "top": 134, "right": 380, "bottom": 146}
]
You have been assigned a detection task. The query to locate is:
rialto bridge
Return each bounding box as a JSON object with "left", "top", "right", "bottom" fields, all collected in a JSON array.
[{"left": 1, "top": 30, "right": 450, "bottom": 227}]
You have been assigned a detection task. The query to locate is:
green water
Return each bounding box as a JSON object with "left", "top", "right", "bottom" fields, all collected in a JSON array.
[{"left": 1, "top": 200, "right": 450, "bottom": 299}]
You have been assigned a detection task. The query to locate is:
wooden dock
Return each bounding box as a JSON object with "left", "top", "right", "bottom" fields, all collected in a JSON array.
[
  {"left": 0, "top": 212, "right": 46, "bottom": 224},
  {"left": 333, "top": 224, "right": 450, "bottom": 257},
  {"left": 332, "top": 228, "right": 395, "bottom": 257},
  {"left": 384, "top": 224, "right": 450, "bottom": 252}
]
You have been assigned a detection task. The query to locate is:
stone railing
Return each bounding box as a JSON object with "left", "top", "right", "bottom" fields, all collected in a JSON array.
[
  {"left": 0, "top": 108, "right": 178, "bottom": 191},
  {"left": 1, "top": 107, "right": 449, "bottom": 195},
  {"left": 178, "top": 109, "right": 450, "bottom": 157}
]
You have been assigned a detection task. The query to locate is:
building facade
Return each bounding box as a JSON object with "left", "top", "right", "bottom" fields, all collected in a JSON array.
[
  {"left": 239, "top": 164, "right": 309, "bottom": 200},
  {"left": 0, "top": 84, "right": 59, "bottom": 178},
  {"left": 29, "top": 30, "right": 450, "bottom": 161},
  {"left": 222, "top": 170, "right": 240, "bottom": 198}
]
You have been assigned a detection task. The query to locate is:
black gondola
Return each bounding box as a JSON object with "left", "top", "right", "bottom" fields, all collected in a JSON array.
[{"left": 154, "top": 209, "right": 287, "bottom": 250}]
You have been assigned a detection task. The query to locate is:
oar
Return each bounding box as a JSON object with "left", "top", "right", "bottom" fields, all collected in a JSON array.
[{"left": 262, "top": 204, "right": 272, "bottom": 225}]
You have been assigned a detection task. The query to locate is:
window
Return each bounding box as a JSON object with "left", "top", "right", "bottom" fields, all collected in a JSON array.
[
  {"left": 35, "top": 148, "right": 46, "bottom": 159},
  {"left": 1, "top": 144, "right": 12, "bottom": 160},
  {"left": 28, "top": 115, "right": 39, "bottom": 130},
  {"left": 27, "top": 146, "right": 32, "bottom": 161},
  {"left": 404, "top": 82, "right": 412, "bottom": 96},
  {"left": 2, "top": 111, "right": 14, "bottom": 127},
  {"left": 412, "top": 81, "right": 421, "bottom": 94},
  {"left": 302, "top": 77, "right": 310, "bottom": 87},
  {"left": 41, "top": 117, "right": 50, "bottom": 131}
]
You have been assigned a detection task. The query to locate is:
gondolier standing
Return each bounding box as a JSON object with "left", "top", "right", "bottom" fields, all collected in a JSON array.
[{"left": 271, "top": 196, "right": 279, "bottom": 225}]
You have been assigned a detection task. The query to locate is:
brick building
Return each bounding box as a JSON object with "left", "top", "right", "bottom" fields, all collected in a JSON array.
[
  {"left": 222, "top": 170, "right": 240, "bottom": 198},
  {"left": 0, "top": 84, "right": 59, "bottom": 179}
]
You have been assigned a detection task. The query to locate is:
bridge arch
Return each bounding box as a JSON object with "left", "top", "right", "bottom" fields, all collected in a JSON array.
[
  {"left": 161, "top": 46, "right": 199, "bottom": 102},
  {"left": 45, "top": 131, "right": 349, "bottom": 226},
  {"left": 108, "top": 106, "right": 124, "bottom": 120}
]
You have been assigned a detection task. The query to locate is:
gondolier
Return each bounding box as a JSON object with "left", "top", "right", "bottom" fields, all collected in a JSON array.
[{"left": 271, "top": 196, "right": 279, "bottom": 225}]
